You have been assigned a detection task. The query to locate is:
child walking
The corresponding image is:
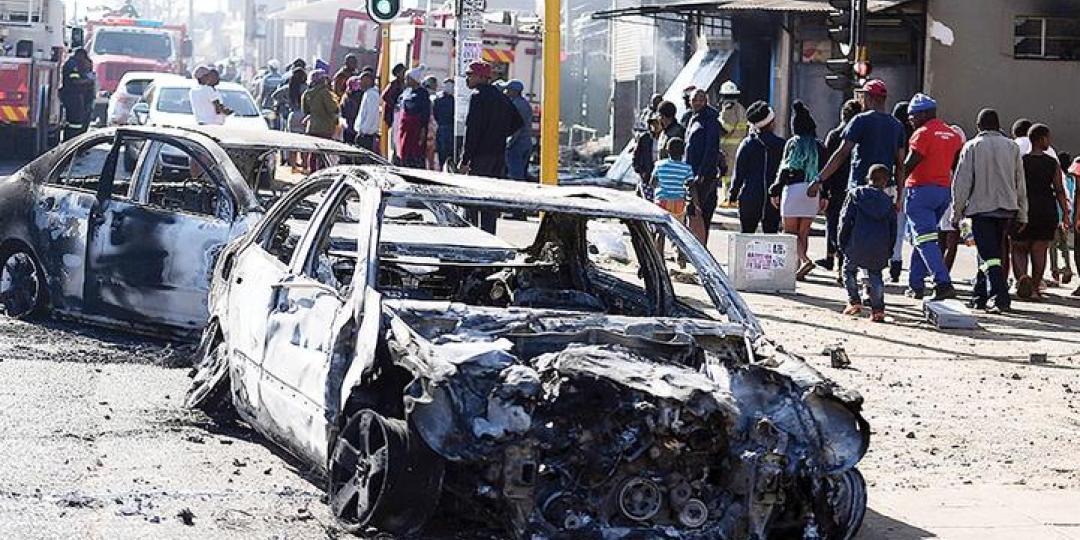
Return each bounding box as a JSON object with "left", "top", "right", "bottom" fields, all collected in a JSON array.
[
  {"left": 839, "top": 165, "right": 899, "bottom": 322},
  {"left": 653, "top": 137, "right": 695, "bottom": 256}
]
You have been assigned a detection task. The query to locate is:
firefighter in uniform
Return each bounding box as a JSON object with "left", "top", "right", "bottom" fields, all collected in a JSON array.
[
  {"left": 718, "top": 81, "right": 747, "bottom": 206},
  {"left": 60, "top": 48, "right": 95, "bottom": 141}
]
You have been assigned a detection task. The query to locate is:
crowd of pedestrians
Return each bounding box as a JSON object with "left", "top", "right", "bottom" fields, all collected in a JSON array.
[
  {"left": 632, "top": 77, "right": 1079, "bottom": 320},
  {"left": 249, "top": 56, "right": 533, "bottom": 191}
]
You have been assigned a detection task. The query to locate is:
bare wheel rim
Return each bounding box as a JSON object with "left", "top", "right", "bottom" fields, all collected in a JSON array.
[
  {"left": 827, "top": 468, "right": 867, "bottom": 540},
  {"left": 0, "top": 252, "right": 41, "bottom": 318},
  {"left": 328, "top": 409, "right": 444, "bottom": 535}
]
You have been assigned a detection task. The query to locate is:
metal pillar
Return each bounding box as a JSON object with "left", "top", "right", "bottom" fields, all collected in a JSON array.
[
  {"left": 540, "top": 0, "right": 560, "bottom": 186},
  {"left": 379, "top": 26, "right": 390, "bottom": 158}
]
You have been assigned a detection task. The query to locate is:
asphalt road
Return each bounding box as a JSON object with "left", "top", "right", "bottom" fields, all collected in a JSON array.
[{"left": 0, "top": 169, "right": 1077, "bottom": 539}]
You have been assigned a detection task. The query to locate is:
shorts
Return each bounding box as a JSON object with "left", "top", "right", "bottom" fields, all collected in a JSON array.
[{"left": 657, "top": 199, "right": 686, "bottom": 221}]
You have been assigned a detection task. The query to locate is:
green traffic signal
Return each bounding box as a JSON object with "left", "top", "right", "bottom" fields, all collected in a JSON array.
[{"left": 368, "top": 0, "right": 400, "bottom": 23}]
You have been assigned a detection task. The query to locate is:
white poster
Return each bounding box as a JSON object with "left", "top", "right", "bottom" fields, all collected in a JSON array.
[{"left": 744, "top": 241, "right": 787, "bottom": 280}]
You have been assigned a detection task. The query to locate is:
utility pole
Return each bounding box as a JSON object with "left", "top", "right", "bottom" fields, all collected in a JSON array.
[{"left": 540, "top": 0, "right": 559, "bottom": 185}]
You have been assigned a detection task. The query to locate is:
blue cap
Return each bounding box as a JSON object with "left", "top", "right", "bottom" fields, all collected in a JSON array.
[
  {"left": 505, "top": 79, "right": 524, "bottom": 92},
  {"left": 909, "top": 93, "right": 937, "bottom": 114}
]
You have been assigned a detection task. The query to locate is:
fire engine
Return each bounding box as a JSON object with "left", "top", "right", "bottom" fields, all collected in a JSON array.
[
  {"left": 387, "top": 10, "right": 543, "bottom": 134},
  {"left": 84, "top": 16, "right": 191, "bottom": 123},
  {"left": 0, "top": 0, "right": 68, "bottom": 156}
]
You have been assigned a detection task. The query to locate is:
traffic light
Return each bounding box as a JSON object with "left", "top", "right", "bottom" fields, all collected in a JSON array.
[
  {"left": 367, "top": 0, "right": 401, "bottom": 24},
  {"left": 825, "top": 0, "right": 855, "bottom": 91}
]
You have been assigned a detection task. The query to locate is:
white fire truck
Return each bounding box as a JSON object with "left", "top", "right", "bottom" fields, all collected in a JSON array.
[{"left": 0, "top": 0, "right": 68, "bottom": 156}]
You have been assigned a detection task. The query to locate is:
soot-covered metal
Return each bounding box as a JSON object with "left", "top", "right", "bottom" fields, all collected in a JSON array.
[{"left": 186, "top": 167, "right": 871, "bottom": 540}]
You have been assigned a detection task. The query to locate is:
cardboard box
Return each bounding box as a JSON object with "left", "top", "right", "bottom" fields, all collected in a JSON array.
[
  {"left": 923, "top": 299, "right": 978, "bottom": 329},
  {"left": 726, "top": 233, "right": 798, "bottom": 292}
]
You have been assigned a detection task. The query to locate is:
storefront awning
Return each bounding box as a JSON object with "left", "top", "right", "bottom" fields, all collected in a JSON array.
[
  {"left": 268, "top": 0, "right": 365, "bottom": 24},
  {"left": 592, "top": 0, "right": 918, "bottom": 21}
]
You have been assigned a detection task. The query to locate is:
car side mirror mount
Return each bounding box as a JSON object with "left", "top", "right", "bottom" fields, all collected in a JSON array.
[
  {"left": 131, "top": 102, "right": 149, "bottom": 125},
  {"left": 181, "top": 38, "right": 194, "bottom": 58}
]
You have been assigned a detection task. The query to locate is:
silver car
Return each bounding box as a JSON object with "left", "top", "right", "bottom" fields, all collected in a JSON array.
[
  {"left": 0, "top": 126, "right": 380, "bottom": 337},
  {"left": 188, "top": 166, "right": 870, "bottom": 539}
]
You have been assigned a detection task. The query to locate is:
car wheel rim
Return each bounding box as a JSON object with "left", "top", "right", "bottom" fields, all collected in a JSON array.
[
  {"left": 826, "top": 468, "right": 867, "bottom": 540},
  {"left": 329, "top": 409, "right": 444, "bottom": 534},
  {"left": 0, "top": 252, "right": 40, "bottom": 318},
  {"left": 330, "top": 409, "right": 392, "bottom": 526}
]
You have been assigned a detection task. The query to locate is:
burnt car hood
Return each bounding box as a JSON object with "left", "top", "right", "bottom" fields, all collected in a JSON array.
[{"left": 385, "top": 300, "right": 868, "bottom": 475}]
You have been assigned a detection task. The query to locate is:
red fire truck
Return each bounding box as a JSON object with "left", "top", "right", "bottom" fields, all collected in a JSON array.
[
  {"left": 0, "top": 0, "right": 69, "bottom": 156},
  {"left": 84, "top": 17, "right": 192, "bottom": 123}
]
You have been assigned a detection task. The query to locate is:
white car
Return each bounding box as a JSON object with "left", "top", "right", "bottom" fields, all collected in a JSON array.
[
  {"left": 128, "top": 79, "right": 270, "bottom": 173},
  {"left": 131, "top": 79, "right": 269, "bottom": 132},
  {"left": 106, "top": 71, "right": 177, "bottom": 126}
]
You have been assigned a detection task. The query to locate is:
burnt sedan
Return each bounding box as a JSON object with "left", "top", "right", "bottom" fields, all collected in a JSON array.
[
  {"left": 188, "top": 166, "right": 870, "bottom": 539},
  {"left": 0, "top": 126, "right": 380, "bottom": 337}
]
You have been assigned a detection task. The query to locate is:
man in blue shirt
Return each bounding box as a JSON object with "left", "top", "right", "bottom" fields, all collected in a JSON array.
[
  {"left": 685, "top": 89, "right": 723, "bottom": 243},
  {"left": 810, "top": 79, "right": 907, "bottom": 279}
]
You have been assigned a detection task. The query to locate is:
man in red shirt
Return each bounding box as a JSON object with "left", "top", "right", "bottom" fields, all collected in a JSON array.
[{"left": 902, "top": 93, "right": 964, "bottom": 300}]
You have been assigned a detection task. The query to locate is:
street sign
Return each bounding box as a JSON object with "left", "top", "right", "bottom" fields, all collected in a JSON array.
[{"left": 455, "top": 38, "right": 483, "bottom": 132}]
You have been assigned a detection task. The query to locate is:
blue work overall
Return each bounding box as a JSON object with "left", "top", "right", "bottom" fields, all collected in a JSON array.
[{"left": 906, "top": 185, "right": 953, "bottom": 291}]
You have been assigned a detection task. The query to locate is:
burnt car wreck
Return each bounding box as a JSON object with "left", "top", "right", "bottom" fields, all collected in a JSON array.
[
  {"left": 187, "top": 166, "right": 870, "bottom": 539},
  {"left": 0, "top": 125, "right": 379, "bottom": 337}
]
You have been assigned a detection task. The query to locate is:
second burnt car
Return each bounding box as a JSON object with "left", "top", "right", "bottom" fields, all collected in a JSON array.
[
  {"left": 0, "top": 125, "right": 380, "bottom": 336},
  {"left": 188, "top": 166, "right": 870, "bottom": 539}
]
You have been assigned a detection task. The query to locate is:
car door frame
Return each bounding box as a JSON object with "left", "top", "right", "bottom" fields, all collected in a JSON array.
[
  {"left": 220, "top": 176, "right": 339, "bottom": 420},
  {"left": 84, "top": 131, "right": 238, "bottom": 332},
  {"left": 255, "top": 176, "right": 380, "bottom": 466},
  {"left": 35, "top": 132, "right": 130, "bottom": 315}
]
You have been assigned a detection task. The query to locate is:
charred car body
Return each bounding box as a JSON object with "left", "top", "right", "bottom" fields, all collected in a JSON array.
[
  {"left": 188, "top": 166, "right": 870, "bottom": 539},
  {"left": 0, "top": 126, "right": 380, "bottom": 337}
]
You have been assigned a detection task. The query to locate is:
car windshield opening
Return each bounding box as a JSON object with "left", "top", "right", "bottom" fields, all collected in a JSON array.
[
  {"left": 374, "top": 197, "right": 728, "bottom": 321},
  {"left": 92, "top": 31, "right": 173, "bottom": 60}
]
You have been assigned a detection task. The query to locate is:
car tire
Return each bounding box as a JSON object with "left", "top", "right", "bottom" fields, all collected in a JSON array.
[
  {"left": 827, "top": 467, "right": 868, "bottom": 540},
  {"left": 185, "top": 327, "right": 237, "bottom": 424},
  {"left": 0, "top": 244, "right": 48, "bottom": 320},
  {"left": 328, "top": 408, "right": 444, "bottom": 535}
]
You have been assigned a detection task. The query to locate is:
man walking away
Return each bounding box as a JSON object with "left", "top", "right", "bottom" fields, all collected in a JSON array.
[
  {"left": 432, "top": 78, "right": 456, "bottom": 169},
  {"left": 902, "top": 93, "right": 963, "bottom": 300},
  {"left": 840, "top": 165, "right": 898, "bottom": 322},
  {"left": 395, "top": 66, "right": 431, "bottom": 169},
  {"left": 190, "top": 66, "right": 233, "bottom": 126},
  {"left": 729, "top": 101, "right": 784, "bottom": 234},
  {"left": 817, "top": 99, "right": 863, "bottom": 277},
  {"left": 353, "top": 70, "right": 380, "bottom": 152},
  {"left": 60, "top": 48, "right": 95, "bottom": 140},
  {"left": 458, "top": 61, "right": 524, "bottom": 233},
  {"left": 504, "top": 80, "right": 534, "bottom": 182},
  {"left": 718, "top": 81, "right": 747, "bottom": 205},
  {"left": 810, "top": 79, "right": 907, "bottom": 281},
  {"left": 685, "top": 89, "right": 723, "bottom": 243},
  {"left": 632, "top": 116, "right": 659, "bottom": 201},
  {"left": 952, "top": 109, "right": 1028, "bottom": 313}
]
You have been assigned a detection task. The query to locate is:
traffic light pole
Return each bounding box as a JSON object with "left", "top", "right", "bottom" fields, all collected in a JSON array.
[
  {"left": 379, "top": 25, "right": 390, "bottom": 158},
  {"left": 540, "top": 0, "right": 559, "bottom": 186}
]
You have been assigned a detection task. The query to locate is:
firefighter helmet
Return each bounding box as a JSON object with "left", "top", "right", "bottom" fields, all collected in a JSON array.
[{"left": 720, "top": 81, "right": 740, "bottom": 96}]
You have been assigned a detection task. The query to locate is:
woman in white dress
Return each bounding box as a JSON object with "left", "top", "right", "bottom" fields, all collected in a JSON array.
[{"left": 770, "top": 101, "right": 827, "bottom": 280}]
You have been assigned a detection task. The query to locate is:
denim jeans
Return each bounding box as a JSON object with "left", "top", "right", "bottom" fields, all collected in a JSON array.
[
  {"left": 505, "top": 136, "right": 533, "bottom": 181},
  {"left": 843, "top": 259, "right": 885, "bottom": 311}
]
